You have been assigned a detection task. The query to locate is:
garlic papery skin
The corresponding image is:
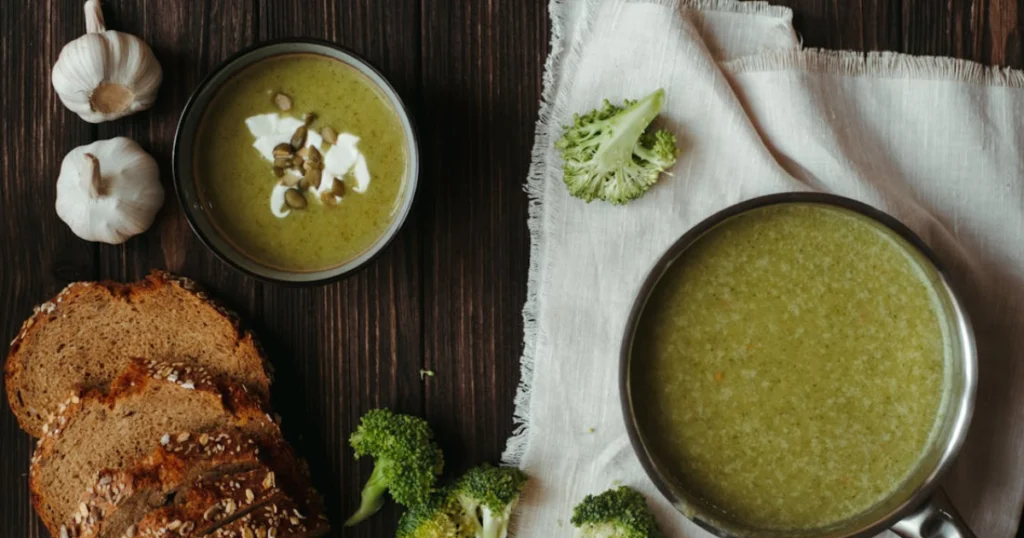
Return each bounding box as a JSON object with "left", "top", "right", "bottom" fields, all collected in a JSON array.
[
  {"left": 51, "top": 0, "right": 163, "bottom": 123},
  {"left": 56, "top": 137, "right": 164, "bottom": 244}
]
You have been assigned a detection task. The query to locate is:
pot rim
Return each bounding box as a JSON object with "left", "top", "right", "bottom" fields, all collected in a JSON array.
[
  {"left": 618, "top": 192, "right": 977, "bottom": 538},
  {"left": 171, "top": 38, "right": 420, "bottom": 286}
]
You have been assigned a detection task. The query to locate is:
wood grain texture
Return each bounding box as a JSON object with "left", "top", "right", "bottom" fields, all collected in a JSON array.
[{"left": 1, "top": 1, "right": 1023, "bottom": 537}]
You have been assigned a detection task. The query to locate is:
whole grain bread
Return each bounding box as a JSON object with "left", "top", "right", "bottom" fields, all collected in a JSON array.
[
  {"left": 71, "top": 431, "right": 271, "bottom": 538},
  {"left": 5, "top": 270, "right": 272, "bottom": 436},
  {"left": 128, "top": 466, "right": 283, "bottom": 538},
  {"left": 208, "top": 494, "right": 330, "bottom": 538},
  {"left": 31, "top": 359, "right": 280, "bottom": 537}
]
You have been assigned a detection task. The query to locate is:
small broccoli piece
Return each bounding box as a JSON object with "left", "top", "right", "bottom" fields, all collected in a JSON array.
[
  {"left": 570, "top": 486, "right": 665, "bottom": 538},
  {"left": 396, "top": 488, "right": 475, "bottom": 538},
  {"left": 555, "top": 89, "right": 678, "bottom": 205},
  {"left": 345, "top": 408, "right": 444, "bottom": 527},
  {"left": 452, "top": 464, "right": 529, "bottom": 538}
]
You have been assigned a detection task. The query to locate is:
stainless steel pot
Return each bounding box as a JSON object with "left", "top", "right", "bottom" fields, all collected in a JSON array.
[{"left": 620, "top": 193, "right": 978, "bottom": 538}]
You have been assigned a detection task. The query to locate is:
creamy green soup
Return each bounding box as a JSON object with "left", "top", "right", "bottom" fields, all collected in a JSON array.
[
  {"left": 195, "top": 53, "right": 407, "bottom": 272},
  {"left": 632, "top": 204, "right": 948, "bottom": 530}
]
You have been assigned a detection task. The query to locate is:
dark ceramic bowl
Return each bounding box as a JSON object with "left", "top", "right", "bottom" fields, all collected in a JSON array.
[
  {"left": 173, "top": 40, "right": 419, "bottom": 284},
  {"left": 620, "top": 193, "right": 977, "bottom": 538}
]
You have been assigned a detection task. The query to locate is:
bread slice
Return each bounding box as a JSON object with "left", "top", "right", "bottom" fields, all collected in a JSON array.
[
  {"left": 31, "top": 359, "right": 279, "bottom": 537},
  {"left": 70, "top": 431, "right": 270, "bottom": 538},
  {"left": 128, "top": 467, "right": 283, "bottom": 538},
  {"left": 5, "top": 270, "right": 272, "bottom": 436},
  {"left": 208, "top": 494, "right": 330, "bottom": 538}
]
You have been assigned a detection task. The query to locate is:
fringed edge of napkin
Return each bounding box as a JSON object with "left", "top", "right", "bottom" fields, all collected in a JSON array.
[
  {"left": 502, "top": 0, "right": 590, "bottom": 467},
  {"left": 724, "top": 48, "right": 1024, "bottom": 87}
]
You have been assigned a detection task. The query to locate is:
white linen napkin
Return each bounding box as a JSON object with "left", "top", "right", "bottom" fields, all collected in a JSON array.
[{"left": 504, "top": 1, "right": 1024, "bottom": 537}]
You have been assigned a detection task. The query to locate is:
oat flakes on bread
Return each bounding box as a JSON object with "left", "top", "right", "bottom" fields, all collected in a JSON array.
[
  {"left": 5, "top": 270, "right": 272, "bottom": 437},
  {"left": 70, "top": 431, "right": 270, "bottom": 538},
  {"left": 127, "top": 466, "right": 283, "bottom": 538},
  {"left": 31, "top": 359, "right": 279, "bottom": 537}
]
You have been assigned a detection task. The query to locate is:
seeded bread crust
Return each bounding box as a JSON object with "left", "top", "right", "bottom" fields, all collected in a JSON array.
[
  {"left": 5, "top": 270, "right": 274, "bottom": 437},
  {"left": 70, "top": 431, "right": 269, "bottom": 538},
  {"left": 208, "top": 494, "right": 330, "bottom": 538},
  {"left": 31, "top": 359, "right": 279, "bottom": 538},
  {"left": 129, "top": 467, "right": 283, "bottom": 538}
]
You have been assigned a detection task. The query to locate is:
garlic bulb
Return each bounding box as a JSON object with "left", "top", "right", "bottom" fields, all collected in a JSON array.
[
  {"left": 51, "top": 0, "right": 163, "bottom": 123},
  {"left": 56, "top": 137, "right": 164, "bottom": 244}
]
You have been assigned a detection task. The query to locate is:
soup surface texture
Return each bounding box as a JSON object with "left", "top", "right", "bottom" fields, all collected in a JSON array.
[
  {"left": 195, "top": 53, "right": 407, "bottom": 271},
  {"left": 632, "top": 203, "right": 947, "bottom": 530}
]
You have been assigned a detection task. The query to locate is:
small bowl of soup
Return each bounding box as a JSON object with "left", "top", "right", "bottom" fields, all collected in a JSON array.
[
  {"left": 173, "top": 40, "right": 418, "bottom": 283},
  {"left": 621, "top": 193, "right": 977, "bottom": 537}
]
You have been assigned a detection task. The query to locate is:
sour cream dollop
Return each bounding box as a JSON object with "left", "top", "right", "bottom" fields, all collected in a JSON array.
[{"left": 245, "top": 113, "right": 373, "bottom": 218}]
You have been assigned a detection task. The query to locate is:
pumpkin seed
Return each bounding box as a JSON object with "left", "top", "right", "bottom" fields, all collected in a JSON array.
[
  {"left": 300, "top": 168, "right": 320, "bottom": 191},
  {"left": 284, "top": 188, "right": 307, "bottom": 209},
  {"left": 273, "top": 157, "right": 293, "bottom": 169},
  {"left": 296, "top": 146, "right": 311, "bottom": 159},
  {"left": 291, "top": 156, "right": 304, "bottom": 170},
  {"left": 321, "top": 126, "right": 338, "bottom": 144},
  {"left": 306, "top": 146, "right": 322, "bottom": 164},
  {"left": 331, "top": 178, "right": 345, "bottom": 197},
  {"left": 272, "top": 92, "right": 292, "bottom": 111},
  {"left": 290, "top": 126, "right": 307, "bottom": 149},
  {"left": 272, "top": 143, "right": 294, "bottom": 158},
  {"left": 272, "top": 166, "right": 285, "bottom": 178},
  {"left": 320, "top": 191, "right": 338, "bottom": 207},
  {"left": 303, "top": 112, "right": 317, "bottom": 126}
]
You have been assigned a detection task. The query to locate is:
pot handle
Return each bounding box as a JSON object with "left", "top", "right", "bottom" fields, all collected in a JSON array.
[{"left": 891, "top": 488, "right": 977, "bottom": 538}]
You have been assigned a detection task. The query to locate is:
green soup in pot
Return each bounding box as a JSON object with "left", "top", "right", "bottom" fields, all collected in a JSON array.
[
  {"left": 194, "top": 53, "right": 408, "bottom": 272},
  {"left": 631, "top": 203, "right": 949, "bottom": 530}
]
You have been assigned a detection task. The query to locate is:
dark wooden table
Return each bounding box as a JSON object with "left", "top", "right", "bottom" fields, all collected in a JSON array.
[{"left": 2, "top": 1, "right": 1022, "bottom": 537}]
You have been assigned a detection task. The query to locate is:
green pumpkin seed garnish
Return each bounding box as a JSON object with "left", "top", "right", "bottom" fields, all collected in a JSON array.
[
  {"left": 290, "top": 126, "right": 307, "bottom": 149},
  {"left": 273, "top": 92, "right": 292, "bottom": 111},
  {"left": 284, "top": 188, "right": 307, "bottom": 209},
  {"left": 321, "top": 126, "right": 338, "bottom": 144},
  {"left": 331, "top": 177, "right": 345, "bottom": 197},
  {"left": 303, "top": 112, "right": 317, "bottom": 126}
]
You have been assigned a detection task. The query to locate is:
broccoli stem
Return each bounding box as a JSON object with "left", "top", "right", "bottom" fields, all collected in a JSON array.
[
  {"left": 480, "top": 506, "right": 512, "bottom": 538},
  {"left": 593, "top": 89, "right": 665, "bottom": 172},
  {"left": 345, "top": 462, "right": 390, "bottom": 526}
]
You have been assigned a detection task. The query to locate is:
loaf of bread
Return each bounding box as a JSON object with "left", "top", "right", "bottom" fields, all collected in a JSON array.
[
  {"left": 128, "top": 466, "right": 283, "bottom": 538},
  {"left": 31, "top": 359, "right": 279, "bottom": 537},
  {"left": 71, "top": 431, "right": 272, "bottom": 538},
  {"left": 5, "top": 271, "right": 272, "bottom": 437}
]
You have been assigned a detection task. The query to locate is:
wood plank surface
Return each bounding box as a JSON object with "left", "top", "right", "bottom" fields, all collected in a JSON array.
[{"left": 1, "top": 1, "right": 1022, "bottom": 537}]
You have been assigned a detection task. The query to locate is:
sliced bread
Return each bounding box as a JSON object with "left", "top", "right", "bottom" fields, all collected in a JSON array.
[
  {"left": 6, "top": 270, "right": 272, "bottom": 436},
  {"left": 31, "top": 359, "right": 279, "bottom": 537},
  {"left": 208, "top": 493, "right": 330, "bottom": 538},
  {"left": 128, "top": 466, "right": 283, "bottom": 538},
  {"left": 70, "top": 431, "right": 271, "bottom": 538}
]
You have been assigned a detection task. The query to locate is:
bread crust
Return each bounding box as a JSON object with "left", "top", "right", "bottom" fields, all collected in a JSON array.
[
  {"left": 30, "top": 359, "right": 278, "bottom": 537},
  {"left": 5, "top": 270, "right": 273, "bottom": 437}
]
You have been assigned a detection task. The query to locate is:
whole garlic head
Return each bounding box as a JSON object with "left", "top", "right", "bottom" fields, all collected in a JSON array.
[
  {"left": 56, "top": 137, "right": 164, "bottom": 244},
  {"left": 52, "top": 0, "right": 163, "bottom": 123}
]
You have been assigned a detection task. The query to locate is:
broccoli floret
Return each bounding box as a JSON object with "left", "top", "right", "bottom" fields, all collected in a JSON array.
[
  {"left": 570, "top": 486, "right": 665, "bottom": 538},
  {"left": 555, "top": 89, "right": 678, "bottom": 205},
  {"left": 452, "top": 464, "right": 529, "bottom": 538},
  {"left": 345, "top": 408, "right": 444, "bottom": 527},
  {"left": 395, "top": 465, "right": 528, "bottom": 538},
  {"left": 396, "top": 488, "right": 474, "bottom": 538}
]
